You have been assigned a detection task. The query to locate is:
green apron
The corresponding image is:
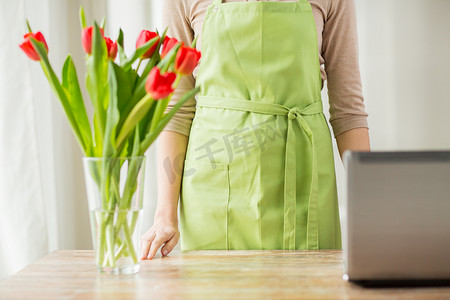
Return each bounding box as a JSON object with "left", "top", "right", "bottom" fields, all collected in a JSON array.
[{"left": 180, "top": 0, "right": 341, "bottom": 250}]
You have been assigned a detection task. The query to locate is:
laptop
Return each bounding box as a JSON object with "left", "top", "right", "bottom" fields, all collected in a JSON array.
[{"left": 343, "top": 151, "right": 450, "bottom": 286}]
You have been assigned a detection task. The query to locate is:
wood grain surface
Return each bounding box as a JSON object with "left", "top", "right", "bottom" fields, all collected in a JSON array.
[{"left": 0, "top": 250, "right": 449, "bottom": 299}]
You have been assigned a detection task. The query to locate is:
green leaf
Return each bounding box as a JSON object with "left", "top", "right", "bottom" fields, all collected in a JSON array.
[
  {"left": 113, "top": 63, "right": 139, "bottom": 139},
  {"left": 121, "top": 36, "right": 160, "bottom": 71},
  {"left": 117, "top": 28, "right": 124, "bottom": 48},
  {"left": 131, "top": 124, "right": 140, "bottom": 157},
  {"left": 138, "top": 98, "right": 157, "bottom": 142},
  {"left": 116, "top": 94, "right": 154, "bottom": 149},
  {"left": 160, "top": 27, "right": 168, "bottom": 41},
  {"left": 119, "top": 138, "right": 130, "bottom": 157},
  {"left": 79, "top": 6, "right": 87, "bottom": 29},
  {"left": 137, "top": 51, "right": 158, "bottom": 86},
  {"left": 93, "top": 115, "right": 103, "bottom": 156},
  {"left": 100, "top": 17, "right": 106, "bottom": 30},
  {"left": 191, "top": 35, "right": 198, "bottom": 48},
  {"left": 157, "top": 42, "right": 182, "bottom": 73},
  {"left": 30, "top": 38, "right": 88, "bottom": 155},
  {"left": 118, "top": 44, "right": 127, "bottom": 67},
  {"left": 125, "top": 54, "right": 158, "bottom": 112},
  {"left": 112, "top": 63, "right": 134, "bottom": 113},
  {"left": 102, "top": 61, "right": 120, "bottom": 158},
  {"left": 26, "top": 20, "right": 32, "bottom": 33},
  {"left": 86, "top": 22, "right": 108, "bottom": 155},
  {"left": 117, "top": 29, "right": 126, "bottom": 64},
  {"left": 149, "top": 97, "right": 170, "bottom": 133},
  {"left": 61, "top": 55, "right": 93, "bottom": 155},
  {"left": 140, "top": 87, "right": 199, "bottom": 154}
]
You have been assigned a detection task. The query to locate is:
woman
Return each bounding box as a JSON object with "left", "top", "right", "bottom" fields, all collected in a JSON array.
[{"left": 141, "top": 0, "right": 370, "bottom": 259}]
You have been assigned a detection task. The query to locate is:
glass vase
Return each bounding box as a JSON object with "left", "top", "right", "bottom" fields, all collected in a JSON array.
[{"left": 82, "top": 156, "right": 146, "bottom": 275}]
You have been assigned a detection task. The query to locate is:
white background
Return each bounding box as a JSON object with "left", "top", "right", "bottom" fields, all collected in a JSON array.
[{"left": 0, "top": 0, "right": 449, "bottom": 280}]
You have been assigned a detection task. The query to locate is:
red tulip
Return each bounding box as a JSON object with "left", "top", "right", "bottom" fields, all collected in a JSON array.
[
  {"left": 174, "top": 46, "right": 201, "bottom": 75},
  {"left": 161, "top": 37, "right": 182, "bottom": 59},
  {"left": 19, "top": 32, "right": 48, "bottom": 61},
  {"left": 136, "top": 30, "right": 160, "bottom": 59},
  {"left": 145, "top": 67, "right": 176, "bottom": 100},
  {"left": 104, "top": 37, "right": 117, "bottom": 60},
  {"left": 81, "top": 26, "right": 104, "bottom": 55}
]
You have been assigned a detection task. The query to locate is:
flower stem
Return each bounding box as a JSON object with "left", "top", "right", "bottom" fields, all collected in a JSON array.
[
  {"left": 114, "top": 243, "right": 126, "bottom": 260},
  {"left": 96, "top": 212, "right": 107, "bottom": 265},
  {"left": 123, "top": 221, "right": 138, "bottom": 264},
  {"left": 105, "top": 216, "right": 116, "bottom": 267},
  {"left": 136, "top": 58, "right": 142, "bottom": 73}
]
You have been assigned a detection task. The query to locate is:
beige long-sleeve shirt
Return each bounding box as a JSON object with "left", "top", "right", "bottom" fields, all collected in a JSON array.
[{"left": 162, "top": 0, "right": 368, "bottom": 137}]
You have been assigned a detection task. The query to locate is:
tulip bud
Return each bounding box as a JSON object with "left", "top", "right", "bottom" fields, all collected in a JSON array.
[
  {"left": 174, "top": 46, "right": 201, "bottom": 75},
  {"left": 136, "top": 30, "right": 160, "bottom": 59},
  {"left": 19, "top": 32, "right": 48, "bottom": 61},
  {"left": 145, "top": 67, "right": 176, "bottom": 100},
  {"left": 81, "top": 26, "right": 104, "bottom": 55},
  {"left": 161, "top": 36, "right": 182, "bottom": 59},
  {"left": 104, "top": 37, "right": 117, "bottom": 60}
]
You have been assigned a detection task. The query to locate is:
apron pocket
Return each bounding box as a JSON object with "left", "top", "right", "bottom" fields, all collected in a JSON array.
[{"left": 180, "top": 159, "right": 230, "bottom": 250}]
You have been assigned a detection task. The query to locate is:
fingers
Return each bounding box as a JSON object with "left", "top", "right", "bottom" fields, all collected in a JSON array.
[
  {"left": 140, "top": 230, "right": 156, "bottom": 260},
  {"left": 161, "top": 231, "right": 180, "bottom": 257},
  {"left": 140, "top": 223, "right": 180, "bottom": 260},
  {"left": 147, "top": 232, "right": 172, "bottom": 260}
]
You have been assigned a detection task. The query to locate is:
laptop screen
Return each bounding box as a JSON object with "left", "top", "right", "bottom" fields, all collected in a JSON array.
[{"left": 343, "top": 151, "right": 450, "bottom": 281}]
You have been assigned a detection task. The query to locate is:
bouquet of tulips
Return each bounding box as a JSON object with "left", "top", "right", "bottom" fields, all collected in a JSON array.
[{"left": 19, "top": 7, "right": 200, "bottom": 271}]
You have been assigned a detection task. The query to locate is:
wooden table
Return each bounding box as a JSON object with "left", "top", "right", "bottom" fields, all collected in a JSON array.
[{"left": 0, "top": 250, "right": 449, "bottom": 299}]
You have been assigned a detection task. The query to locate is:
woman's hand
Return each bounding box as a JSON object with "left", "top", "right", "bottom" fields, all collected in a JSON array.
[
  {"left": 140, "top": 130, "right": 187, "bottom": 260},
  {"left": 140, "top": 217, "right": 180, "bottom": 260}
]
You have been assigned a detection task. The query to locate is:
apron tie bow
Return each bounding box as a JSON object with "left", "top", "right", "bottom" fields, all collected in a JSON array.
[{"left": 288, "top": 107, "right": 300, "bottom": 120}]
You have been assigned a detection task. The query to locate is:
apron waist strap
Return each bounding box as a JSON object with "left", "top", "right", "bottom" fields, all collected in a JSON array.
[
  {"left": 196, "top": 95, "right": 321, "bottom": 250},
  {"left": 197, "top": 96, "right": 322, "bottom": 117}
]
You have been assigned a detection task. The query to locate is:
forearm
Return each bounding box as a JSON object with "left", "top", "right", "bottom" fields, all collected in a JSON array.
[
  {"left": 154, "top": 130, "right": 189, "bottom": 222},
  {"left": 335, "top": 127, "right": 370, "bottom": 159}
]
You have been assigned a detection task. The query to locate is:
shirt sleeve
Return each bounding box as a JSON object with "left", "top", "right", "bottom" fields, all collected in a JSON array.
[
  {"left": 160, "top": 0, "right": 197, "bottom": 137},
  {"left": 322, "top": 0, "right": 369, "bottom": 137}
]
